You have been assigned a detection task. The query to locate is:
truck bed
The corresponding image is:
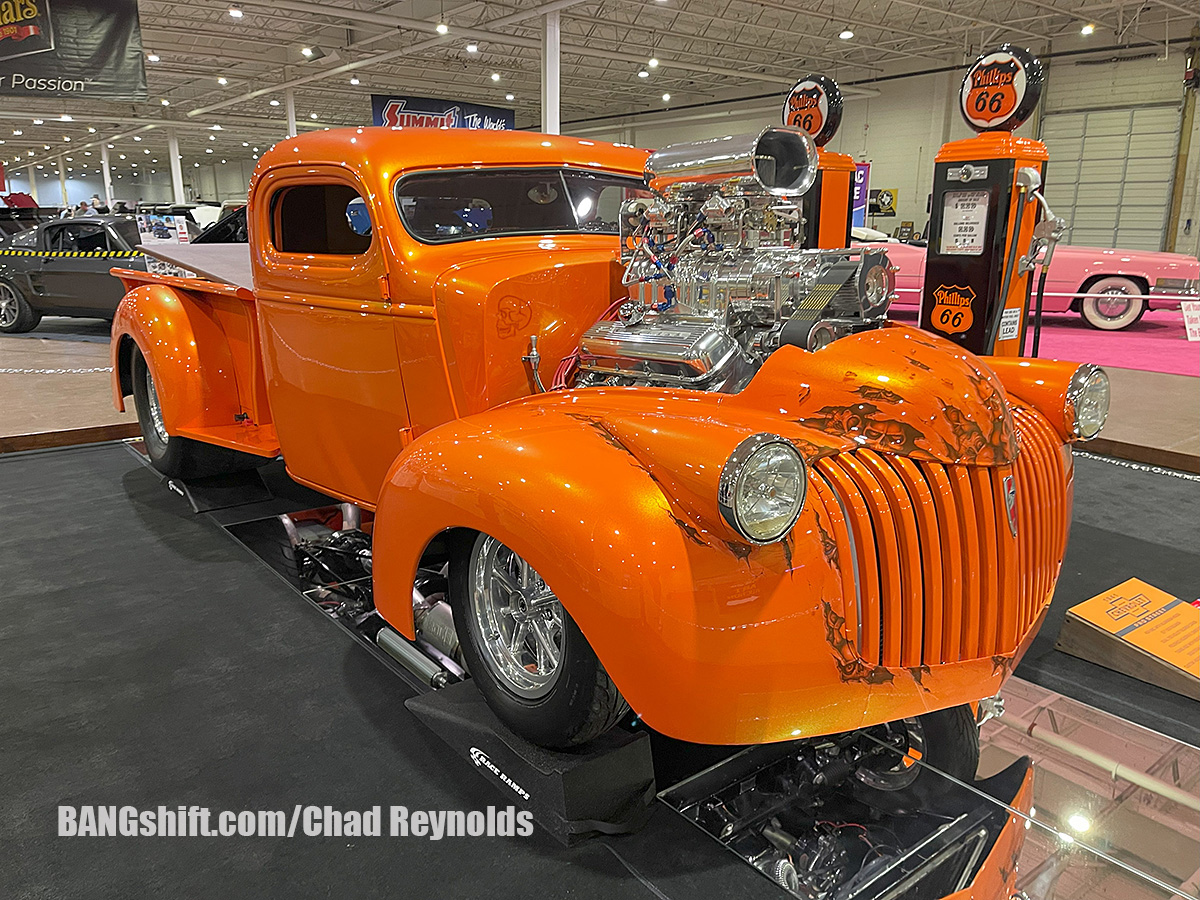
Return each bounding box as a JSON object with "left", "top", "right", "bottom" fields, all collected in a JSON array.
[{"left": 137, "top": 242, "right": 255, "bottom": 292}]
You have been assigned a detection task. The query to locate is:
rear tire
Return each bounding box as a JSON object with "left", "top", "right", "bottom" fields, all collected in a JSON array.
[
  {"left": 851, "top": 704, "right": 979, "bottom": 812},
  {"left": 131, "top": 349, "right": 262, "bottom": 480},
  {"left": 0, "top": 281, "right": 41, "bottom": 334},
  {"left": 449, "top": 532, "right": 628, "bottom": 749},
  {"left": 1080, "top": 276, "right": 1147, "bottom": 330}
]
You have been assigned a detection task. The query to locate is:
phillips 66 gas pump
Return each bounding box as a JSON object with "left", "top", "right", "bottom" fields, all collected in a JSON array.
[
  {"left": 921, "top": 44, "right": 1065, "bottom": 356},
  {"left": 784, "top": 75, "right": 857, "bottom": 249}
]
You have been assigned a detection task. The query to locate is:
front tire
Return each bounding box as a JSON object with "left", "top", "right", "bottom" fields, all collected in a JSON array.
[
  {"left": 852, "top": 705, "right": 979, "bottom": 811},
  {"left": 131, "top": 349, "right": 262, "bottom": 480},
  {"left": 1080, "top": 276, "right": 1147, "bottom": 330},
  {"left": 449, "top": 532, "right": 628, "bottom": 749},
  {"left": 0, "top": 281, "right": 41, "bottom": 334}
]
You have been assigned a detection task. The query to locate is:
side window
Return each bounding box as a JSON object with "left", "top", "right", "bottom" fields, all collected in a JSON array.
[
  {"left": 272, "top": 183, "right": 372, "bottom": 255},
  {"left": 71, "top": 224, "right": 110, "bottom": 253}
]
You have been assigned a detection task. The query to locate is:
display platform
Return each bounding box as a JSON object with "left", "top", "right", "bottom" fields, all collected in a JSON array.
[{"left": 1, "top": 440, "right": 1197, "bottom": 900}]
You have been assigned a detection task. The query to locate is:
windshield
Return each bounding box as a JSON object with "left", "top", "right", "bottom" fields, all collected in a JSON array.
[
  {"left": 110, "top": 219, "right": 141, "bottom": 250},
  {"left": 395, "top": 168, "right": 649, "bottom": 243}
]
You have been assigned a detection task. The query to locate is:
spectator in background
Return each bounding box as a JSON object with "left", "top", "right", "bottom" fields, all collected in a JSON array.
[
  {"left": 90, "top": 194, "right": 109, "bottom": 214},
  {"left": 74, "top": 200, "right": 90, "bottom": 217}
]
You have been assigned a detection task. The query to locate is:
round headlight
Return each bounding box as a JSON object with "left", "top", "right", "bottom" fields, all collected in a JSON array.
[
  {"left": 718, "top": 434, "right": 807, "bottom": 544},
  {"left": 1066, "top": 364, "right": 1109, "bottom": 440}
]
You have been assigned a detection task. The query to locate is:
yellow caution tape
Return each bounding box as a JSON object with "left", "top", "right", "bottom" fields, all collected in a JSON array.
[{"left": 0, "top": 249, "right": 141, "bottom": 258}]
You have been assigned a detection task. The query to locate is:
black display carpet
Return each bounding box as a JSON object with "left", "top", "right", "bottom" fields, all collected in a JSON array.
[
  {"left": 1014, "top": 453, "right": 1200, "bottom": 747},
  {"left": 2, "top": 442, "right": 1198, "bottom": 899},
  {"left": 0, "top": 443, "right": 772, "bottom": 900}
]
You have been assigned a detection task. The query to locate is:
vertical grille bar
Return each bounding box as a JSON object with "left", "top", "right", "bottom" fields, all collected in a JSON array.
[
  {"left": 920, "top": 462, "right": 964, "bottom": 662},
  {"left": 816, "top": 459, "right": 882, "bottom": 666},
  {"left": 810, "top": 473, "right": 859, "bottom": 647},
  {"left": 893, "top": 457, "right": 945, "bottom": 666},
  {"left": 970, "top": 469, "right": 1001, "bottom": 658},
  {"left": 857, "top": 450, "right": 924, "bottom": 668},
  {"left": 839, "top": 454, "right": 905, "bottom": 667},
  {"left": 949, "top": 467, "right": 983, "bottom": 658}
]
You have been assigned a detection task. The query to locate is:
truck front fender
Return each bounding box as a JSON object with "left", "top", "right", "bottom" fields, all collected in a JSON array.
[
  {"left": 111, "top": 282, "right": 243, "bottom": 433},
  {"left": 371, "top": 398, "right": 996, "bottom": 745}
]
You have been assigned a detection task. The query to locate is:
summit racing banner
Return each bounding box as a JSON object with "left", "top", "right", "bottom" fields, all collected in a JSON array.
[
  {"left": 0, "top": 0, "right": 147, "bottom": 100},
  {"left": 371, "top": 94, "right": 514, "bottom": 130}
]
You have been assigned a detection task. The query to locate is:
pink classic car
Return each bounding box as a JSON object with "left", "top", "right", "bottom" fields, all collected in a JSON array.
[{"left": 858, "top": 231, "right": 1200, "bottom": 331}]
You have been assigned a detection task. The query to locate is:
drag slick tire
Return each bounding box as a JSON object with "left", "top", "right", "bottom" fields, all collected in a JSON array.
[
  {"left": 851, "top": 705, "right": 979, "bottom": 812},
  {"left": 0, "top": 280, "right": 41, "bottom": 334},
  {"left": 449, "top": 532, "right": 628, "bottom": 749},
  {"left": 131, "top": 349, "right": 263, "bottom": 480},
  {"left": 1079, "top": 275, "right": 1147, "bottom": 331}
]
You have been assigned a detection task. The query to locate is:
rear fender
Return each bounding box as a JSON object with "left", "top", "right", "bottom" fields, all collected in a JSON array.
[
  {"left": 110, "top": 282, "right": 242, "bottom": 433},
  {"left": 371, "top": 398, "right": 995, "bottom": 745}
]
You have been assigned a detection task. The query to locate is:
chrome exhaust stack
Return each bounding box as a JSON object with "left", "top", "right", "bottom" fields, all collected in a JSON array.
[{"left": 644, "top": 125, "right": 819, "bottom": 198}]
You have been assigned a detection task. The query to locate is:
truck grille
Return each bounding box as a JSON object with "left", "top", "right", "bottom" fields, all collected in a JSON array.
[{"left": 811, "top": 407, "right": 1067, "bottom": 667}]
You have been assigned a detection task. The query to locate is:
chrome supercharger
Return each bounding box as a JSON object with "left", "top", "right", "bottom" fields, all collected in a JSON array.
[{"left": 575, "top": 126, "right": 896, "bottom": 391}]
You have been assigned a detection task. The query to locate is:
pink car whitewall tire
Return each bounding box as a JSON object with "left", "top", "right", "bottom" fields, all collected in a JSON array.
[{"left": 1080, "top": 275, "right": 1147, "bottom": 331}]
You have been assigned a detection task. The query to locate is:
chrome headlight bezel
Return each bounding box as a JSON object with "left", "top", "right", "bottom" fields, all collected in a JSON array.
[
  {"left": 1065, "top": 364, "right": 1109, "bottom": 440},
  {"left": 717, "top": 433, "right": 807, "bottom": 544}
]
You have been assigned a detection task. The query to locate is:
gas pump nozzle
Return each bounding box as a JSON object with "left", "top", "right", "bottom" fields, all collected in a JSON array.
[{"left": 1013, "top": 168, "right": 1067, "bottom": 356}]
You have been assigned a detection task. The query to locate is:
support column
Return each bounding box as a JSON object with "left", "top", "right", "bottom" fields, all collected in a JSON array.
[
  {"left": 100, "top": 144, "right": 115, "bottom": 207},
  {"left": 285, "top": 87, "right": 298, "bottom": 138},
  {"left": 57, "top": 157, "right": 68, "bottom": 208},
  {"left": 541, "top": 10, "right": 561, "bottom": 135},
  {"left": 167, "top": 128, "right": 186, "bottom": 205},
  {"left": 26, "top": 164, "right": 39, "bottom": 206}
]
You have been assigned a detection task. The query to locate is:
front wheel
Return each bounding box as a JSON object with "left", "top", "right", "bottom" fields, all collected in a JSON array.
[
  {"left": 852, "top": 705, "right": 979, "bottom": 811},
  {"left": 1080, "top": 276, "right": 1147, "bottom": 330},
  {"left": 449, "top": 532, "right": 628, "bottom": 749},
  {"left": 131, "top": 349, "right": 263, "bottom": 480},
  {"left": 0, "top": 281, "right": 41, "bottom": 334}
]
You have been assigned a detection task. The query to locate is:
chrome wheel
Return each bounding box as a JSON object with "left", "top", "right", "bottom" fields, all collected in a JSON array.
[
  {"left": 1080, "top": 276, "right": 1146, "bottom": 330},
  {"left": 144, "top": 367, "right": 169, "bottom": 444},
  {"left": 469, "top": 536, "right": 564, "bottom": 699},
  {"left": 1095, "top": 287, "right": 1132, "bottom": 319},
  {"left": 0, "top": 284, "right": 19, "bottom": 328},
  {"left": 855, "top": 718, "right": 926, "bottom": 791}
]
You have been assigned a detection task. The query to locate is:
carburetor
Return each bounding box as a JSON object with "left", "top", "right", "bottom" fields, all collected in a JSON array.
[{"left": 576, "top": 126, "right": 894, "bottom": 391}]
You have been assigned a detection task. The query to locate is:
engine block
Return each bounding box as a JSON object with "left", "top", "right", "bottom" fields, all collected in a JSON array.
[{"left": 577, "top": 127, "right": 894, "bottom": 391}]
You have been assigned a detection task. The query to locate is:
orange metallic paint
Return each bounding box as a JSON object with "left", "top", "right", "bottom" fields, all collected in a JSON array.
[
  {"left": 942, "top": 765, "right": 1035, "bottom": 900},
  {"left": 108, "top": 127, "right": 1086, "bottom": 747},
  {"left": 371, "top": 325, "right": 1072, "bottom": 745}
]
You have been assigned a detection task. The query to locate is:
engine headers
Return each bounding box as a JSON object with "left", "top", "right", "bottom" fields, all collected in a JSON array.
[{"left": 576, "top": 127, "right": 895, "bottom": 391}]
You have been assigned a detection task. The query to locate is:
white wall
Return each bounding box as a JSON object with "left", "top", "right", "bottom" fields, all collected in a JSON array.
[
  {"left": 4, "top": 157, "right": 255, "bottom": 207},
  {"left": 573, "top": 45, "right": 1198, "bottom": 251}
]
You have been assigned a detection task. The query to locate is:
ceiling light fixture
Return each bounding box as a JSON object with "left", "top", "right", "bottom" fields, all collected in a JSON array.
[
  {"left": 133, "top": 135, "right": 141, "bottom": 141},
  {"left": 505, "top": 93, "right": 514, "bottom": 101},
  {"left": 206, "top": 148, "right": 213, "bottom": 153},
  {"left": 839, "top": 28, "right": 854, "bottom": 39},
  {"left": 161, "top": 99, "right": 170, "bottom": 106},
  {"left": 637, "top": 69, "right": 649, "bottom": 78},
  {"left": 435, "top": 22, "right": 449, "bottom": 35},
  {"left": 349, "top": 76, "right": 360, "bottom": 85},
  {"left": 32, "top": 118, "right": 42, "bottom": 124},
  {"left": 466, "top": 42, "right": 478, "bottom": 53},
  {"left": 648, "top": 57, "right": 659, "bottom": 67},
  {"left": 269, "top": 99, "right": 280, "bottom": 106},
  {"left": 211, "top": 124, "right": 222, "bottom": 130},
  {"left": 208, "top": 134, "right": 215, "bottom": 141},
  {"left": 12, "top": 129, "right": 21, "bottom": 136},
  {"left": 490, "top": 72, "right": 500, "bottom": 81},
  {"left": 147, "top": 52, "right": 160, "bottom": 62},
  {"left": 228, "top": 3, "right": 243, "bottom": 18},
  {"left": 87, "top": 126, "right": 96, "bottom": 133},
  {"left": 301, "top": 47, "right": 314, "bottom": 57},
  {"left": 1080, "top": 23, "right": 1095, "bottom": 35},
  {"left": 662, "top": 92, "right": 670, "bottom": 101},
  {"left": 59, "top": 114, "right": 72, "bottom": 121},
  {"left": 218, "top": 76, "right": 228, "bottom": 85},
  {"left": 310, "top": 113, "right": 318, "bottom": 119}
]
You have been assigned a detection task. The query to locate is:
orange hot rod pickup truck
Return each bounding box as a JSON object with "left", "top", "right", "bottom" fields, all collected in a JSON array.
[{"left": 109, "top": 125, "right": 1108, "bottom": 794}]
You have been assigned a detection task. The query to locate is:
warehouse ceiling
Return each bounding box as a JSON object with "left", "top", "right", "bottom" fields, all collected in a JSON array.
[{"left": 1, "top": 0, "right": 1194, "bottom": 181}]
